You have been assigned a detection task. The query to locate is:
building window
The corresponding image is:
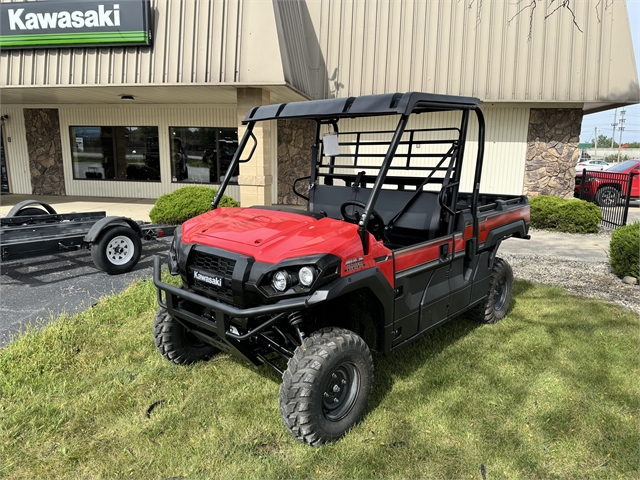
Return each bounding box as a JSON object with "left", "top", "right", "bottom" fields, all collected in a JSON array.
[
  {"left": 169, "top": 127, "right": 239, "bottom": 184},
  {"left": 70, "top": 126, "right": 160, "bottom": 181}
]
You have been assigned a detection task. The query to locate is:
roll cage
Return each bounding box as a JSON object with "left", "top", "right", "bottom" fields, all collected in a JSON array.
[{"left": 212, "top": 92, "right": 486, "bottom": 255}]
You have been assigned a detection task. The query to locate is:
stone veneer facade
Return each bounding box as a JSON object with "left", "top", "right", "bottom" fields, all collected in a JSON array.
[
  {"left": 525, "top": 108, "right": 582, "bottom": 199},
  {"left": 24, "top": 109, "right": 65, "bottom": 196},
  {"left": 277, "top": 119, "right": 315, "bottom": 205}
]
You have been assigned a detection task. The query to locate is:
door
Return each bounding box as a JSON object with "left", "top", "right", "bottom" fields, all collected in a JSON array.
[{"left": 391, "top": 236, "right": 454, "bottom": 347}]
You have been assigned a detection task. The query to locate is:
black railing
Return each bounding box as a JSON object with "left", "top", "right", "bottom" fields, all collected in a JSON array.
[{"left": 577, "top": 169, "right": 635, "bottom": 229}]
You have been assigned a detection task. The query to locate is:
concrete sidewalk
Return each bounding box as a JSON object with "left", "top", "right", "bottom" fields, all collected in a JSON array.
[
  {"left": 500, "top": 229, "right": 610, "bottom": 263},
  {"left": 0, "top": 194, "right": 156, "bottom": 222}
]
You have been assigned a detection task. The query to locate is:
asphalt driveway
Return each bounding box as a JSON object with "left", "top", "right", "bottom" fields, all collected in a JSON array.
[{"left": 0, "top": 238, "right": 171, "bottom": 346}]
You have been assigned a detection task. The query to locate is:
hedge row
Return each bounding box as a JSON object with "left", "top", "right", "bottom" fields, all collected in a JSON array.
[
  {"left": 149, "top": 186, "right": 240, "bottom": 225},
  {"left": 529, "top": 195, "right": 602, "bottom": 233},
  {"left": 609, "top": 222, "right": 639, "bottom": 278}
]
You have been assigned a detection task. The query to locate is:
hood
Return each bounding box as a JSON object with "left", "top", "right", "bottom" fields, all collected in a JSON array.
[{"left": 181, "top": 207, "right": 363, "bottom": 263}]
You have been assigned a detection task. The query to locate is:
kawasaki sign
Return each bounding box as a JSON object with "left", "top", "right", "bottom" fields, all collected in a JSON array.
[{"left": 0, "top": 0, "right": 152, "bottom": 49}]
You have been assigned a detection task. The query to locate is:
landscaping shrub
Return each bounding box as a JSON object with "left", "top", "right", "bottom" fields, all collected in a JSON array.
[
  {"left": 609, "top": 222, "right": 640, "bottom": 278},
  {"left": 149, "top": 186, "right": 239, "bottom": 225},
  {"left": 529, "top": 195, "right": 602, "bottom": 233}
]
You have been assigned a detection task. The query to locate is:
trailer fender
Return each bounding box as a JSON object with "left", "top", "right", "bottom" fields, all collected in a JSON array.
[
  {"left": 83, "top": 216, "right": 143, "bottom": 243},
  {"left": 7, "top": 200, "right": 57, "bottom": 217}
]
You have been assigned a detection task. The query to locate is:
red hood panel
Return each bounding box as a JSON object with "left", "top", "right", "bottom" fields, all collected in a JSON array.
[{"left": 181, "top": 208, "right": 365, "bottom": 263}]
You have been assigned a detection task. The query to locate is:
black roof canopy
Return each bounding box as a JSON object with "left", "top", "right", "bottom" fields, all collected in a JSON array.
[{"left": 242, "top": 92, "right": 482, "bottom": 124}]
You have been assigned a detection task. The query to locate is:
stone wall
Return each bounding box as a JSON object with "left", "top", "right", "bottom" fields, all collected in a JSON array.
[
  {"left": 277, "top": 119, "right": 315, "bottom": 205},
  {"left": 24, "top": 109, "right": 65, "bottom": 195},
  {"left": 525, "top": 108, "right": 582, "bottom": 199}
]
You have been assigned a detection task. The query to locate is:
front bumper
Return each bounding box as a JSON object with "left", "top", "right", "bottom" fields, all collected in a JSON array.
[{"left": 153, "top": 255, "right": 317, "bottom": 365}]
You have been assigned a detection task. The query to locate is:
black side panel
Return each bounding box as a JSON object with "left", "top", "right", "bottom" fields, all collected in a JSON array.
[
  {"left": 418, "top": 265, "right": 450, "bottom": 332},
  {"left": 394, "top": 266, "right": 435, "bottom": 321},
  {"left": 469, "top": 252, "right": 492, "bottom": 306},
  {"left": 448, "top": 254, "right": 472, "bottom": 317}
]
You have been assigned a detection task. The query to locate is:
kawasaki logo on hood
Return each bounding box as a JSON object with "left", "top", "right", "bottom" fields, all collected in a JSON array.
[{"left": 0, "top": 0, "right": 152, "bottom": 49}]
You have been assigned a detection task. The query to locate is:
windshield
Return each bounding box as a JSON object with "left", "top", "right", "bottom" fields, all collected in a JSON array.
[{"left": 607, "top": 160, "right": 640, "bottom": 172}]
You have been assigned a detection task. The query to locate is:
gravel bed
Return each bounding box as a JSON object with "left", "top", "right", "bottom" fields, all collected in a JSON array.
[{"left": 500, "top": 248, "right": 640, "bottom": 315}]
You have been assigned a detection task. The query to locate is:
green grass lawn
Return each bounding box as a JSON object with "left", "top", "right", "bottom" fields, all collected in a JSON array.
[{"left": 1, "top": 277, "right": 638, "bottom": 479}]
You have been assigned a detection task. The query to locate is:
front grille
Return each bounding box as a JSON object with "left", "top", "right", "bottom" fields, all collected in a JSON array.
[{"left": 190, "top": 252, "right": 236, "bottom": 300}]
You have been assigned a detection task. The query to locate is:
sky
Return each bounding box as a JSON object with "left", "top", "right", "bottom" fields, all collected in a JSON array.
[{"left": 579, "top": 0, "right": 640, "bottom": 144}]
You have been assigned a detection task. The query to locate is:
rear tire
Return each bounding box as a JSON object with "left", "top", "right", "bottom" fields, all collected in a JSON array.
[
  {"left": 153, "top": 306, "right": 219, "bottom": 365},
  {"left": 595, "top": 186, "right": 620, "bottom": 207},
  {"left": 280, "top": 328, "right": 374, "bottom": 446},
  {"left": 468, "top": 257, "right": 514, "bottom": 324},
  {"left": 91, "top": 226, "right": 142, "bottom": 275}
]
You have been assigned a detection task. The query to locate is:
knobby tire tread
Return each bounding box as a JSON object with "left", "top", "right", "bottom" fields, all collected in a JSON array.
[
  {"left": 279, "top": 327, "right": 373, "bottom": 446},
  {"left": 153, "top": 306, "right": 217, "bottom": 365}
]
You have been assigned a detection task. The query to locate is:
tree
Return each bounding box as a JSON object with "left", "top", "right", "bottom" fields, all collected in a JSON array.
[{"left": 591, "top": 134, "right": 618, "bottom": 149}]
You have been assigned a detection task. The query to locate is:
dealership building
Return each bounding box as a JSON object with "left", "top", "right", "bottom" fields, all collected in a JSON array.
[{"left": 1, "top": 0, "right": 638, "bottom": 205}]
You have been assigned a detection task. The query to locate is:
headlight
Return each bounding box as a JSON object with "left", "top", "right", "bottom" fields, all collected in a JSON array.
[
  {"left": 272, "top": 270, "right": 290, "bottom": 292},
  {"left": 298, "top": 266, "right": 316, "bottom": 287}
]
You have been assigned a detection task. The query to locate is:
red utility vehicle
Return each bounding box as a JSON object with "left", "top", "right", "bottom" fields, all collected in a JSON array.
[
  {"left": 575, "top": 159, "right": 640, "bottom": 207},
  {"left": 153, "top": 92, "right": 530, "bottom": 445}
]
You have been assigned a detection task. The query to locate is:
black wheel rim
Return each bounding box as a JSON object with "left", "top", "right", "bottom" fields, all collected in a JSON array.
[
  {"left": 322, "top": 363, "right": 360, "bottom": 421},
  {"left": 601, "top": 189, "right": 616, "bottom": 206},
  {"left": 493, "top": 276, "right": 507, "bottom": 311}
]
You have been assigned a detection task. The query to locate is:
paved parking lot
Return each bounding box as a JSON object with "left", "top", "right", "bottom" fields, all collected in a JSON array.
[
  {"left": 0, "top": 238, "right": 171, "bottom": 346},
  {"left": 627, "top": 201, "right": 640, "bottom": 223}
]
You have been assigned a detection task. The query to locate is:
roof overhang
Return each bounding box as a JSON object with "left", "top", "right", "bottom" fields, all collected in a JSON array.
[
  {"left": 0, "top": 83, "right": 309, "bottom": 106},
  {"left": 582, "top": 101, "right": 640, "bottom": 115}
]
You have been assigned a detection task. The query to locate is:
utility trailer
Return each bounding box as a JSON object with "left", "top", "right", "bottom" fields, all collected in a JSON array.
[{"left": 1, "top": 200, "right": 174, "bottom": 274}]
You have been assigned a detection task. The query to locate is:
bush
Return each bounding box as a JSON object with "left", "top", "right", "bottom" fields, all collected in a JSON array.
[
  {"left": 149, "top": 186, "right": 239, "bottom": 225},
  {"left": 529, "top": 195, "right": 602, "bottom": 233},
  {"left": 609, "top": 222, "right": 640, "bottom": 278}
]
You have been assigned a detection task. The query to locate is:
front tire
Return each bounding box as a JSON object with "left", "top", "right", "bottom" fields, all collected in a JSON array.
[
  {"left": 595, "top": 186, "right": 620, "bottom": 207},
  {"left": 280, "top": 328, "right": 374, "bottom": 446},
  {"left": 468, "top": 257, "right": 514, "bottom": 324},
  {"left": 153, "top": 306, "right": 219, "bottom": 365},
  {"left": 91, "top": 226, "right": 142, "bottom": 274}
]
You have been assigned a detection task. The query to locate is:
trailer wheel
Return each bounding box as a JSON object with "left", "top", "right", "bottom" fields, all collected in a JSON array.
[
  {"left": 468, "top": 257, "right": 514, "bottom": 324},
  {"left": 153, "top": 306, "right": 219, "bottom": 365},
  {"left": 280, "top": 328, "right": 374, "bottom": 446},
  {"left": 91, "top": 226, "right": 142, "bottom": 274},
  {"left": 13, "top": 207, "right": 48, "bottom": 216},
  {"left": 8, "top": 207, "right": 52, "bottom": 226}
]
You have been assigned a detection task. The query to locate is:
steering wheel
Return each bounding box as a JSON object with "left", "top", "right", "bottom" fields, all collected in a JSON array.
[{"left": 340, "top": 200, "right": 385, "bottom": 239}]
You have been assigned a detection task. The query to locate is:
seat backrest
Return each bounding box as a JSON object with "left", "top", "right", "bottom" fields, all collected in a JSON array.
[{"left": 309, "top": 184, "right": 440, "bottom": 234}]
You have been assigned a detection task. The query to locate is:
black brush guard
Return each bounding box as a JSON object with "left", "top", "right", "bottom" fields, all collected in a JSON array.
[{"left": 154, "top": 255, "right": 316, "bottom": 372}]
